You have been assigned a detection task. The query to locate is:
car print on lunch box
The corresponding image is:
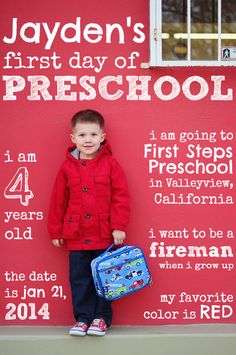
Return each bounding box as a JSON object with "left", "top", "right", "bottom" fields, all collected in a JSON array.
[{"left": 125, "top": 270, "right": 143, "bottom": 280}]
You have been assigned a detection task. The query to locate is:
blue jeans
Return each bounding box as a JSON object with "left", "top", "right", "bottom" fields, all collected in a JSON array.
[{"left": 69, "top": 250, "right": 112, "bottom": 326}]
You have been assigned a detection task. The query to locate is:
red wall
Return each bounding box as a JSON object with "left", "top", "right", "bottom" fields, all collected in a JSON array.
[{"left": 0, "top": 0, "right": 235, "bottom": 325}]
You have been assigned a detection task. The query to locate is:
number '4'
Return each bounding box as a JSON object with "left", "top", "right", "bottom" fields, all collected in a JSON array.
[{"left": 4, "top": 167, "right": 34, "bottom": 206}]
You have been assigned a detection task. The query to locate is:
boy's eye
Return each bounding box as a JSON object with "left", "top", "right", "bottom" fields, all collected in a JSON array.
[{"left": 92, "top": 133, "right": 97, "bottom": 136}]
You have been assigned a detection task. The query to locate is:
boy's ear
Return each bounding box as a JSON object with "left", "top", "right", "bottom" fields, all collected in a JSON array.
[
  {"left": 101, "top": 132, "right": 106, "bottom": 142},
  {"left": 70, "top": 133, "right": 75, "bottom": 143}
]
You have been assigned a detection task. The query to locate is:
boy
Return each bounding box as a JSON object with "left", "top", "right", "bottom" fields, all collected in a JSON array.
[{"left": 47, "top": 109, "right": 130, "bottom": 336}]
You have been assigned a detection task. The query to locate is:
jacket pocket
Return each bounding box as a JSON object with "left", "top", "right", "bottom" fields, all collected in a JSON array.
[
  {"left": 67, "top": 177, "right": 81, "bottom": 199},
  {"left": 63, "top": 214, "right": 81, "bottom": 239},
  {"left": 95, "top": 176, "right": 110, "bottom": 191},
  {"left": 95, "top": 176, "right": 110, "bottom": 185},
  {"left": 67, "top": 176, "right": 81, "bottom": 186},
  {"left": 99, "top": 213, "right": 112, "bottom": 239}
]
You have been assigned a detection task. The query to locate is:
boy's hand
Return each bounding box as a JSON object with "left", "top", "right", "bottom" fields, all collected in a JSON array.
[
  {"left": 112, "top": 230, "right": 126, "bottom": 245},
  {"left": 52, "top": 239, "right": 64, "bottom": 247}
]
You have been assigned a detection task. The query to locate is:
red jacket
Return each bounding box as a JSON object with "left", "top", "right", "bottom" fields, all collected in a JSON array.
[{"left": 47, "top": 141, "right": 130, "bottom": 250}]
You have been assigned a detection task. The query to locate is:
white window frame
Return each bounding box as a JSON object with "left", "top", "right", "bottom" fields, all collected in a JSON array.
[{"left": 149, "top": 0, "right": 236, "bottom": 66}]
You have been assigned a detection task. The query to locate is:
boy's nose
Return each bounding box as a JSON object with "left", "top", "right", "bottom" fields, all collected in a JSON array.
[{"left": 85, "top": 136, "right": 92, "bottom": 142}]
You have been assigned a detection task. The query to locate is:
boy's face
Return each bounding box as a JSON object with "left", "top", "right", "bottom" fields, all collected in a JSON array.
[{"left": 70, "top": 122, "right": 106, "bottom": 160}]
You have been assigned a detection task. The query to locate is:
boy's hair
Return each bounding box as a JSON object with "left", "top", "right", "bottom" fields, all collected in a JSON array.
[{"left": 71, "top": 109, "right": 105, "bottom": 130}]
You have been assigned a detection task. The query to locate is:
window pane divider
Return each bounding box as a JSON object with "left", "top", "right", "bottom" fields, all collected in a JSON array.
[
  {"left": 187, "top": 0, "right": 191, "bottom": 61},
  {"left": 218, "top": 0, "right": 222, "bottom": 61}
]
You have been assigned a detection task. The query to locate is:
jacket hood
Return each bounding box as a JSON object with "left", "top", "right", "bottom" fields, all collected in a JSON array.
[{"left": 66, "top": 140, "right": 112, "bottom": 162}]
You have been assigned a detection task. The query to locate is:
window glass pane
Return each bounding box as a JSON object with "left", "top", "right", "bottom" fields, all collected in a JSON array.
[
  {"left": 191, "top": 0, "right": 218, "bottom": 60},
  {"left": 162, "top": 0, "right": 187, "bottom": 60},
  {"left": 221, "top": 1, "right": 236, "bottom": 58}
]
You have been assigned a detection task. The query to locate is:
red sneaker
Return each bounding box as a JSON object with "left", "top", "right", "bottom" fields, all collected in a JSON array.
[
  {"left": 87, "top": 318, "right": 107, "bottom": 336},
  {"left": 69, "top": 322, "right": 88, "bottom": 336}
]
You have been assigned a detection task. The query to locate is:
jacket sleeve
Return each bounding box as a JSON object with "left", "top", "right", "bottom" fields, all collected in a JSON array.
[
  {"left": 110, "top": 159, "right": 130, "bottom": 231},
  {"left": 47, "top": 167, "right": 69, "bottom": 240}
]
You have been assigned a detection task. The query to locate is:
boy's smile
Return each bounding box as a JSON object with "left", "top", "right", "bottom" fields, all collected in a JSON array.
[{"left": 70, "top": 122, "right": 106, "bottom": 160}]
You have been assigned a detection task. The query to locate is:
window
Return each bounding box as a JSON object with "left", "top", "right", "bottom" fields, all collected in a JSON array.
[{"left": 149, "top": 0, "right": 236, "bottom": 66}]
